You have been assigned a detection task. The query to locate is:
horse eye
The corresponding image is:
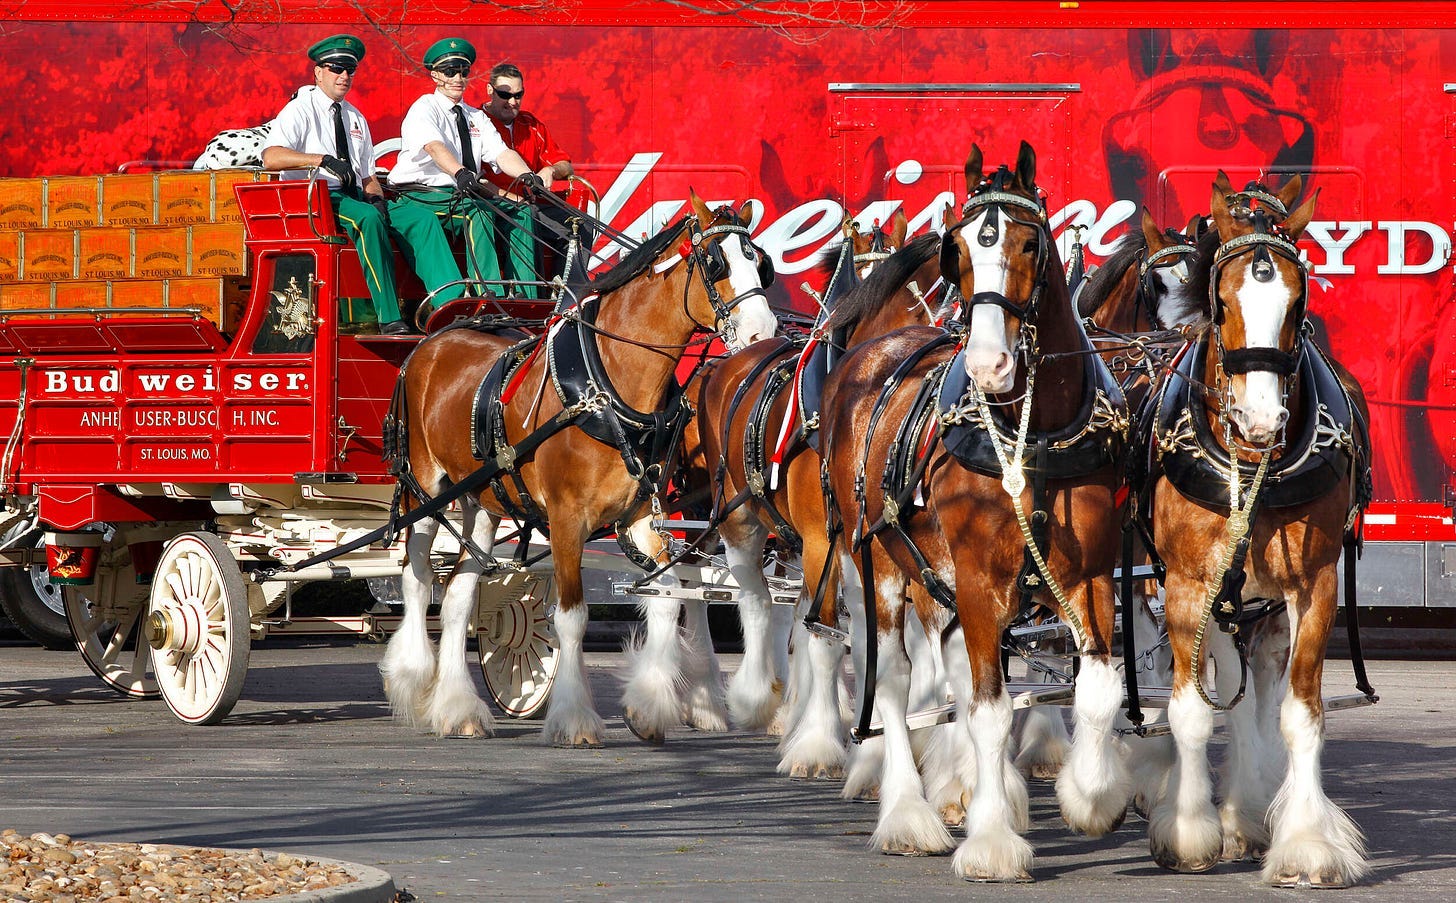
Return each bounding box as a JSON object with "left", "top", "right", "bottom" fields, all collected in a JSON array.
[{"left": 1022, "top": 240, "right": 1038, "bottom": 254}]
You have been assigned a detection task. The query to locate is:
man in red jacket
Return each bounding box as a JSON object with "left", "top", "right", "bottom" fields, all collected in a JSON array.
[{"left": 481, "top": 62, "right": 585, "bottom": 293}]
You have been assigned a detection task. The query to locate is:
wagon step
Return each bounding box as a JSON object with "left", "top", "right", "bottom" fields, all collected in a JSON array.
[{"left": 1115, "top": 691, "right": 1378, "bottom": 737}]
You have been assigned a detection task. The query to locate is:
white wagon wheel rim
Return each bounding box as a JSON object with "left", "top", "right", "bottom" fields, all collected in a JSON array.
[
  {"left": 146, "top": 532, "right": 251, "bottom": 725},
  {"left": 477, "top": 572, "right": 559, "bottom": 718},
  {"left": 64, "top": 578, "right": 158, "bottom": 699}
]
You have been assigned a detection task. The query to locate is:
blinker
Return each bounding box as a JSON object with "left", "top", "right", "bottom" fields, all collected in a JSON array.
[
  {"left": 978, "top": 206, "right": 1000, "bottom": 247},
  {"left": 1252, "top": 246, "right": 1275, "bottom": 283}
]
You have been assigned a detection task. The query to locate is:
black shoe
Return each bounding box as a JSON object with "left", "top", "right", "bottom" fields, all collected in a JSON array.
[{"left": 380, "top": 319, "right": 414, "bottom": 336}]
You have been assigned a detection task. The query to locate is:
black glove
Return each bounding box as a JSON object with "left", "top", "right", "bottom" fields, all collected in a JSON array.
[
  {"left": 367, "top": 194, "right": 390, "bottom": 218},
  {"left": 454, "top": 167, "right": 487, "bottom": 199},
  {"left": 319, "top": 154, "right": 357, "bottom": 192},
  {"left": 517, "top": 172, "right": 545, "bottom": 198}
]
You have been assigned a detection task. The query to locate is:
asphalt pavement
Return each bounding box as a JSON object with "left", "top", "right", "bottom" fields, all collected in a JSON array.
[{"left": 1, "top": 636, "right": 1453, "bottom": 901}]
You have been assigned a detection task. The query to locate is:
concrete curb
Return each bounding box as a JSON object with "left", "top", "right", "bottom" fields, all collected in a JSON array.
[{"left": 235, "top": 850, "right": 398, "bottom": 903}]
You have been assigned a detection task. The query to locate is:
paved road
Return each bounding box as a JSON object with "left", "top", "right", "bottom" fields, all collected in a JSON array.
[{"left": 1, "top": 637, "right": 1452, "bottom": 901}]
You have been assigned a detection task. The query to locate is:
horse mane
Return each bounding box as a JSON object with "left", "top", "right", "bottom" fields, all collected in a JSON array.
[
  {"left": 824, "top": 232, "right": 940, "bottom": 332},
  {"left": 588, "top": 217, "right": 691, "bottom": 296},
  {"left": 813, "top": 241, "right": 847, "bottom": 281},
  {"left": 1076, "top": 232, "right": 1147, "bottom": 319},
  {"left": 1176, "top": 226, "right": 1223, "bottom": 329}
]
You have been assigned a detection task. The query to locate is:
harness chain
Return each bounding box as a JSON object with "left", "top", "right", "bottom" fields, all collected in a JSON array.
[{"left": 967, "top": 363, "right": 1091, "bottom": 652}]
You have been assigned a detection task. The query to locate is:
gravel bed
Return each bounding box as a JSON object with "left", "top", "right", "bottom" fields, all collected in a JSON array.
[{"left": 0, "top": 829, "right": 361, "bottom": 902}]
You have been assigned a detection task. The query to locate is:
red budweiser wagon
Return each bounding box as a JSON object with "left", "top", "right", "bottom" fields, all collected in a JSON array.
[{"left": 0, "top": 176, "right": 567, "bottom": 724}]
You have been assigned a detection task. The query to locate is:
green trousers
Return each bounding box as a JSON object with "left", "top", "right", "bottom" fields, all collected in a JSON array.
[
  {"left": 487, "top": 198, "right": 540, "bottom": 301},
  {"left": 331, "top": 191, "right": 402, "bottom": 324},
  {"left": 388, "top": 189, "right": 540, "bottom": 305}
]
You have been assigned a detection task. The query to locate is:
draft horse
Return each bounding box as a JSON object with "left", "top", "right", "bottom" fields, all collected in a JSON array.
[
  {"left": 1140, "top": 177, "right": 1373, "bottom": 886},
  {"left": 686, "top": 213, "right": 943, "bottom": 772},
  {"left": 821, "top": 141, "right": 1131, "bottom": 876},
  {"left": 380, "top": 191, "right": 777, "bottom": 747}
]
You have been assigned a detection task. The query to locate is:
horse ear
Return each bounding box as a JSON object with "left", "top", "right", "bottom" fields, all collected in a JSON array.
[
  {"left": 1210, "top": 181, "right": 1235, "bottom": 238},
  {"left": 1185, "top": 214, "right": 1206, "bottom": 239},
  {"left": 939, "top": 228, "right": 961, "bottom": 289},
  {"left": 1015, "top": 141, "right": 1037, "bottom": 190},
  {"left": 1276, "top": 173, "right": 1304, "bottom": 211},
  {"left": 688, "top": 188, "right": 712, "bottom": 227},
  {"left": 1213, "top": 170, "right": 1233, "bottom": 200},
  {"left": 890, "top": 209, "right": 909, "bottom": 247},
  {"left": 841, "top": 215, "right": 857, "bottom": 241},
  {"left": 942, "top": 202, "right": 958, "bottom": 231},
  {"left": 964, "top": 145, "right": 984, "bottom": 193},
  {"left": 1282, "top": 188, "right": 1319, "bottom": 241},
  {"left": 737, "top": 199, "right": 757, "bottom": 228},
  {"left": 1141, "top": 207, "right": 1164, "bottom": 248}
]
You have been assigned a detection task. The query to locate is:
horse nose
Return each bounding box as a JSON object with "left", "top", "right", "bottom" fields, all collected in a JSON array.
[
  {"left": 1230, "top": 402, "right": 1289, "bottom": 445},
  {"left": 733, "top": 304, "right": 776, "bottom": 349},
  {"left": 968, "top": 349, "right": 1017, "bottom": 395}
]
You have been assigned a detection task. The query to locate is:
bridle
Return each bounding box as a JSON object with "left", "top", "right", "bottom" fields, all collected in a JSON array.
[
  {"left": 1135, "top": 231, "right": 1198, "bottom": 331},
  {"left": 1209, "top": 208, "right": 1308, "bottom": 381},
  {"left": 681, "top": 206, "right": 773, "bottom": 347},
  {"left": 948, "top": 168, "right": 1052, "bottom": 357}
]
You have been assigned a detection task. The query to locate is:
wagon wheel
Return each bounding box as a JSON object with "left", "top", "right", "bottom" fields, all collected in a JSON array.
[
  {"left": 144, "top": 532, "right": 251, "bottom": 725},
  {"left": 63, "top": 543, "right": 158, "bottom": 699},
  {"left": 476, "top": 570, "right": 559, "bottom": 718}
]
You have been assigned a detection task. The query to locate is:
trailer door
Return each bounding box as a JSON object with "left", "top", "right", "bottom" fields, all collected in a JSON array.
[{"left": 830, "top": 83, "right": 1078, "bottom": 233}]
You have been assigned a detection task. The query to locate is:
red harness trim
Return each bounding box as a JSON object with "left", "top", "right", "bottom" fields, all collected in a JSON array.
[
  {"left": 768, "top": 335, "right": 819, "bottom": 472},
  {"left": 500, "top": 314, "right": 563, "bottom": 405}
]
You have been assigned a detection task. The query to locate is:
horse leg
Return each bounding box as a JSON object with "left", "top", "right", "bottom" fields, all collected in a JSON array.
[
  {"left": 620, "top": 516, "right": 688, "bottom": 744},
  {"left": 543, "top": 532, "right": 606, "bottom": 748},
  {"left": 767, "top": 586, "right": 796, "bottom": 734},
  {"left": 867, "top": 555, "right": 954, "bottom": 856},
  {"left": 777, "top": 614, "right": 849, "bottom": 780},
  {"left": 951, "top": 620, "right": 1034, "bottom": 882},
  {"left": 379, "top": 516, "right": 443, "bottom": 727},
  {"left": 1014, "top": 694, "right": 1071, "bottom": 781},
  {"left": 838, "top": 550, "right": 882, "bottom": 802},
  {"left": 1250, "top": 612, "right": 1291, "bottom": 794},
  {"left": 424, "top": 501, "right": 499, "bottom": 737},
  {"left": 679, "top": 598, "right": 730, "bottom": 732},
  {"left": 905, "top": 590, "right": 948, "bottom": 766},
  {"left": 921, "top": 624, "right": 980, "bottom": 830},
  {"left": 1262, "top": 577, "right": 1369, "bottom": 888},
  {"left": 1148, "top": 578, "right": 1223, "bottom": 872},
  {"left": 1057, "top": 648, "right": 1132, "bottom": 837},
  {"left": 721, "top": 518, "right": 782, "bottom": 730},
  {"left": 1125, "top": 591, "right": 1175, "bottom": 819},
  {"left": 1212, "top": 624, "right": 1272, "bottom": 862}
]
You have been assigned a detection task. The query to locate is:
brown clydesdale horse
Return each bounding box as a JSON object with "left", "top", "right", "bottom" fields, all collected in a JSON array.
[
  {"left": 1141, "top": 176, "right": 1372, "bottom": 886},
  {"left": 820, "top": 142, "right": 1131, "bottom": 876},
  {"left": 379, "top": 191, "right": 776, "bottom": 747},
  {"left": 681, "top": 212, "right": 947, "bottom": 771}
]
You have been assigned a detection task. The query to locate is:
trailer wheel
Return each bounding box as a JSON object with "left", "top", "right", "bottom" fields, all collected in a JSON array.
[
  {"left": 64, "top": 551, "right": 159, "bottom": 700},
  {"left": 0, "top": 532, "right": 73, "bottom": 650},
  {"left": 145, "top": 532, "right": 251, "bottom": 725},
  {"left": 476, "top": 571, "right": 559, "bottom": 718}
]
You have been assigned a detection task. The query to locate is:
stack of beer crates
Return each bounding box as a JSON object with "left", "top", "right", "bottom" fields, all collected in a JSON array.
[{"left": 0, "top": 170, "right": 270, "bottom": 333}]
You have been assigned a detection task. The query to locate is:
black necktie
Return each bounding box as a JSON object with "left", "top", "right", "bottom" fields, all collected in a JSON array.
[
  {"left": 331, "top": 102, "right": 351, "bottom": 167},
  {"left": 453, "top": 105, "right": 476, "bottom": 173}
]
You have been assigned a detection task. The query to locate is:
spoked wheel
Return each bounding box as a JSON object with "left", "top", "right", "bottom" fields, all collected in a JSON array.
[
  {"left": 476, "top": 570, "right": 559, "bottom": 718},
  {"left": 145, "top": 532, "right": 251, "bottom": 725},
  {"left": 63, "top": 541, "right": 157, "bottom": 699}
]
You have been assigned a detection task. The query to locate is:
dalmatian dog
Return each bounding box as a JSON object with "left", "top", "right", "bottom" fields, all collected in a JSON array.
[{"left": 193, "top": 124, "right": 272, "bottom": 170}]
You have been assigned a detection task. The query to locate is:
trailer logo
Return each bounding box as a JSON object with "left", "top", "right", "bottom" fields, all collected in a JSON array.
[{"left": 41, "top": 366, "right": 310, "bottom": 395}]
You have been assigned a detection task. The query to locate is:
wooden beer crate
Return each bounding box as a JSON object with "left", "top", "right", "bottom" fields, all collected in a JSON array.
[
  {"left": 78, "top": 228, "right": 133, "bottom": 279},
  {"left": 0, "top": 282, "right": 51, "bottom": 311},
  {"left": 166, "top": 276, "right": 226, "bottom": 324},
  {"left": 0, "top": 179, "right": 44, "bottom": 230},
  {"left": 100, "top": 174, "right": 156, "bottom": 226},
  {"left": 0, "top": 230, "right": 18, "bottom": 282},
  {"left": 156, "top": 172, "right": 213, "bottom": 225},
  {"left": 133, "top": 227, "right": 189, "bottom": 279},
  {"left": 189, "top": 222, "right": 247, "bottom": 276},
  {"left": 21, "top": 230, "right": 76, "bottom": 280},
  {"left": 53, "top": 280, "right": 110, "bottom": 310},
  {"left": 45, "top": 177, "right": 103, "bottom": 228},
  {"left": 109, "top": 279, "right": 167, "bottom": 309}
]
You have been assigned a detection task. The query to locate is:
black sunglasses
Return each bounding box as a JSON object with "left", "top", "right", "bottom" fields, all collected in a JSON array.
[
  {"left": 320, "top": 62, "right": 356, "bottom": 75},
  {"left": 436, "top": 65, "right": 471, "bottom": 78},
  {"left": 493, "top": 87, "right": 525, "bottom": 101}
]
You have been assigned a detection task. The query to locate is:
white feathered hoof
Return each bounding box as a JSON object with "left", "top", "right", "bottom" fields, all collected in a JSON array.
[
  {"left": 1150, "top": 837, "right": 1221, "bottom": 874},
  {"left": 872, "top": 798, "right": 955, "bottom": 857},
  {"left": 378, "top": 660, "right": 434, "bottom": 729},
  {"left": 623, "top": 707, "right": 667, "bottom": 745},
  {"left": 726, "top": 676, "right": 783, "bottom": 732},
  {"left": 681, "top": 682, "right": 729, "bottom": 733},
  {"left": 1262, "top": 837, "right": 1369, "bottom": 889},
  {"left": 426, "top": 686, "right": 496, "bottom": 740},
  {"left": 940, "top": 798, "right": 967, "bottom": 828},
  {"left": 952, "top": 832, "right": 1035, "bottom": 883},
  {"left": 543, "top": 704, "right": 606, "bottom": 748}
]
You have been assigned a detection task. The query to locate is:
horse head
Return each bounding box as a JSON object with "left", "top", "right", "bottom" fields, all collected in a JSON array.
[
  {"left": 1136, "top": 207, "right": 1203, "bottom": 329},
  {"left": 940, "top": 140, "right": 1050, "bottom": 394},
  {"left": 1207, "top": 173, "right": 1318, "bottom": 447},
  {"left": 848, "top": 209, "right": 909, "bottom": 279},
  {"left": 687, "top": 189, "right": 777, "bottom": 351}
]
